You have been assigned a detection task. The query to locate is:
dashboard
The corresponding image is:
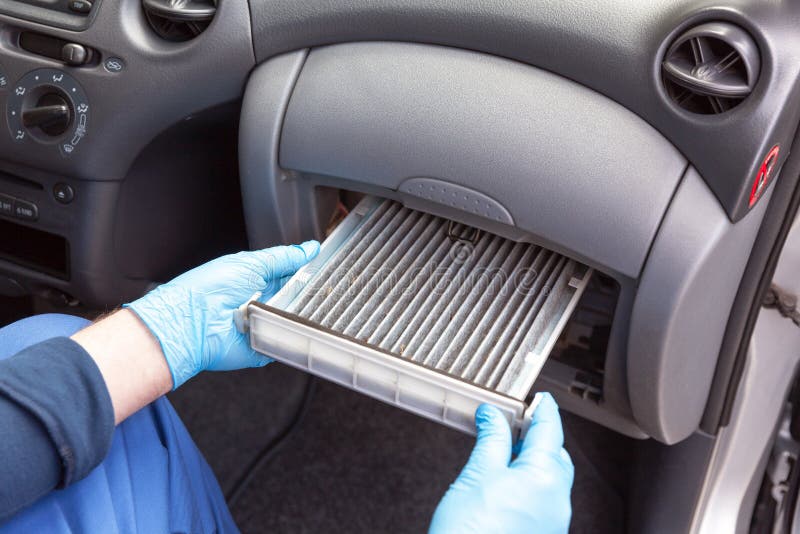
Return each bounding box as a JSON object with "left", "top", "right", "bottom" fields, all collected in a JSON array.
[{"left": 1, "top": 0, "right": 800, "bottom": 448}]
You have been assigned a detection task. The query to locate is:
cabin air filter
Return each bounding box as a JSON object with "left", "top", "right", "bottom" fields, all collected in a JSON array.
[{"left": 236, "top": 196, "right": 592, "bottom": 438}]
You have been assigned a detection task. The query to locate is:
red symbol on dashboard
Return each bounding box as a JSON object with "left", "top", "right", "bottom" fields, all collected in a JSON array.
[{"left": 749, "top": 145, "right": 780, "bottom": 208}]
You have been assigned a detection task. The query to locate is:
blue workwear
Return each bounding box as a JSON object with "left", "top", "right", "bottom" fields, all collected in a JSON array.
[
  {"left": 429, "top": 393, "right": 574, "bottom": 534},
  {"left": 0, "top": 314, "right": 237, "bottom": 533},
  {"left": 0, "top": 330, "right": 113, "bottom": 520},
  {"left": 126, "top": 241, "right": 320, "bottom": 388}
]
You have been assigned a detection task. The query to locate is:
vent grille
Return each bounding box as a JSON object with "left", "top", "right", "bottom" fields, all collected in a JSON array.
[
  {"left": 281, "top": 199, "right": 589, "bottom": 399},
  {"left": 662, "top": 22, "right": 760, "bottom": 114},
  {"left": 142, "top": 0, "right": 216, "bottom": 42}
]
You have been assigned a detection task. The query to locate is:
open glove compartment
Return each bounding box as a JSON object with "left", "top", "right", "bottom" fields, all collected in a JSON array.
[{"left": 239, "top": 42, "right": 772, "bottom": 443}]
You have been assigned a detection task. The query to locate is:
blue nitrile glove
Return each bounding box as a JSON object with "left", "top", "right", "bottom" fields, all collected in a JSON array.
[
  {"left": 125, "top": 241, "right": 320, "bottom": 389},
  {"left": 429, "top": 393, "right": 574, "bottom": 534}
]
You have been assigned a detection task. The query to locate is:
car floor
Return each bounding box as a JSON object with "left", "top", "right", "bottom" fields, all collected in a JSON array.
[{"left": 170, "top": 363, "right": 632, "bottom": 534}]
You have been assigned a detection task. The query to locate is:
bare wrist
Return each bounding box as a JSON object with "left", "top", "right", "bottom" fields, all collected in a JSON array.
[{"left": 71, "top": 309, "right": 173, "bottom": 424}]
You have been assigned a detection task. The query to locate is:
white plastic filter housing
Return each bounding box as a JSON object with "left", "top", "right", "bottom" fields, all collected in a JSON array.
[{"left": 242, "top": 196, "right": 592, "bottom": 437}]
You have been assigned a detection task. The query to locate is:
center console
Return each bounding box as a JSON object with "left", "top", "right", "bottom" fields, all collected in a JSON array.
[{"left": 0, "top": 0, "right": 255, "bottom": 307}]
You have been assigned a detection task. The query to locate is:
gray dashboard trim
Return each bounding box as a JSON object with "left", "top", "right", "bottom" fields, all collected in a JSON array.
[
  {"left": 278, "top": 42, "right": 687, "bottom": 278},
  {"left": 249, "top": 0, "right": 800, "bottom": 222},
  {"left": 239, "top": 49, "right": 310, "bottom": 249},
  {"left": 629, "top": 168, "right": 772, "bottom": 444}
]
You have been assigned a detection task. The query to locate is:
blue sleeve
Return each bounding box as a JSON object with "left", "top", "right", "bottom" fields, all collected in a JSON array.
[{"left": 0, "top": 337, "right": 115, "bottom": 520}]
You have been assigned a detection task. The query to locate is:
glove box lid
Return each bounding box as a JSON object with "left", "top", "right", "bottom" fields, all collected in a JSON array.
[{"left": 241, "top": 196, "right": 591, "bottom": 437}]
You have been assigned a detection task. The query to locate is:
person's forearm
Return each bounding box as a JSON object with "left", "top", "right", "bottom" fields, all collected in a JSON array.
[{"left": 71, "top": 310, "right": 172, "bottom": 424}]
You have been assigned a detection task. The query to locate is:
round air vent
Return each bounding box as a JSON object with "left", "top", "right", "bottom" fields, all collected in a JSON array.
[
  {"left": 662, "top": 22, "right": 760, "bottom": 114},
  {"left": 142, "top": 0, "right": 216, "bottom": 42}
]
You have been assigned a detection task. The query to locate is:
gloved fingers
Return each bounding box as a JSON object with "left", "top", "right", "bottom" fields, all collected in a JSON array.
[
  {"left": 206, "top": 335, "right": 273, "bottom": 372},
  {"left": 452, "top": 404, "right": 512, "bottom": 489},
  {"left": 258, "top": 275, "right": 295, "bottom": 303},
  {"left": 559, "top": 447, "right": 576, "bottom": 481},
  {"left": 257, "top": 275, "right": 291, "bottom": 303},
  {"left": 515, "top": 447, "right": 575, "bottom": 492},
  {"left": 277, "top": 274, "right": 294, "bottom": 289},
  {"left": 252, "top": 241, "right": 320, "bottom": 282},
  {"left": 515, "top": 393, "right": 564, "bottom": 463},
  {"left": 208, "top": 351, "right": 272, "bottom": 372}
]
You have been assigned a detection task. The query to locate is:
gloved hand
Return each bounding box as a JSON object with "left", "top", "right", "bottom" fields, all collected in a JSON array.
[
  {"left": 125, "top": 241, "right": 320, "bottom": 389},
  {"left": 429, "top": 393, "right": 574, "bottom": 534}
]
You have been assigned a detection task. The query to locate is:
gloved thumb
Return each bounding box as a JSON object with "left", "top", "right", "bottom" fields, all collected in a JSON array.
[
  {"left": 451, "top": 404, "right": 512, "bottom": 490},
  {"left": 254, "top": 241, "right": 320, "bottom": 280},
  {"left": 514, "top": 393, "right": 565, "bottom": 468}
]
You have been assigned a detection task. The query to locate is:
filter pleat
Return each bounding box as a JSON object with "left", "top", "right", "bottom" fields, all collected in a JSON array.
[
  {"left": 283, "top": 199, "right": 588, "bottom": 400},
  {"left": 363, "top": 225, "right": 462, "bottom": 346},
  {"left": 404, "top": 236, "right": 505, "bottom": 360},
  {"left": 424, "top": 240, "right": 525, "bottom": 369},
  {"left": 442, "top": 244, "right": 539, "bottom": 377},
  {"left": 388, "top": 235, "right": 496, "bottom": 356},
  {"left": 344, "top": 217, "right": 447, "bottom": 338},
  {"left": 485, "top": 256, "right": 568, "bottom": 390},
  {"left": 460, "top": 247, "right": 549, "bottom": 381},
  {"left": 307, "top": 205, "right": 411, "bottom": 324},
  {"left": 323, "top": 210, "right": 430, "bottom": 330},
  {"left": 291, "top": 201, "right": 400, "bottom": 316}
]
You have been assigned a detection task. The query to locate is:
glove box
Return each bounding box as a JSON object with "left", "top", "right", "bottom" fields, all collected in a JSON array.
[{"left": 236, "top": 196, "right": 592, "bottom": 439}]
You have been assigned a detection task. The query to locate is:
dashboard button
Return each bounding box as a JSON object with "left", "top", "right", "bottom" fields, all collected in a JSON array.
[
  {"left": 0, "top": 194, "right": 13, "bottom": 216},
  {"left": 68, "top": 0, "right": 93, "bottom": 14},
  {"left": 61, "top": 44, "right": 90, "bottom": 66},
  {"left": 53, "top": 183, "right": 75, "bottom": 204},
  {"left": 14, "top": 199, "right": 38, "bottom": 221},
  {"left": 104, "top": 57, "right": 125, "bottom": 73}
]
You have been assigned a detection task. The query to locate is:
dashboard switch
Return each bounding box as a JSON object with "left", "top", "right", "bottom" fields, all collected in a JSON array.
[
  {"left": 13, "top": 200, "right": 38, "bottom": 221},
  {"left": 62, "top": 43, "right": 90, "bottom": 66},
  {"left": 68, "top": 0, "right": 93, "bottom": 14},
  {"left": 53, "top": 183, "right": 75, "bottom": 204},
  {"left": 0, "top": 194, "right": 13, "bottom": 216}
]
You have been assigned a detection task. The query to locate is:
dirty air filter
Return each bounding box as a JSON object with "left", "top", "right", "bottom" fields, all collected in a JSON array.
[{"left": 237, "top": 196, "right": 591, "bottom": 438}]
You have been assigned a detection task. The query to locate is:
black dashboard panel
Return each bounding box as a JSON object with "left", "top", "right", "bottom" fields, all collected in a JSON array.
[
  {"left": 0, "top": 0, "right": 255, "bottom": 306},
  {"left": 0, "top": 0, "right": 254, "bottom": 183},
  {"left": 0, "top": 0, "right": 102, "bottom": 31},
  {"left": 248, "top": 0, "right": 800, "bottom": 222}
]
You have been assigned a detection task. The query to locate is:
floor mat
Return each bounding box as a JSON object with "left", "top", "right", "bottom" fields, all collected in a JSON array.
[
  {"left": 168, "top": 364, "right": 311, "bottom": 494},
  {"left": 172, "top": 363, "right": 630, "bottom": 533}
]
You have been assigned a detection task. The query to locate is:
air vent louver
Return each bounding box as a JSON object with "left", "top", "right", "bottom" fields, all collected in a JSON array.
[
  {"left": 662, "top": 22, "right": 760, "bottom": 114},
  {"left": 142, "top": 0, "right": 216, "bottom": 42}
]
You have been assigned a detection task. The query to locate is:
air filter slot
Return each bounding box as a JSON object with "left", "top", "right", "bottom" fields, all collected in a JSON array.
[{"left": 238, "top": 197, "right": 592, "bottom": 437}]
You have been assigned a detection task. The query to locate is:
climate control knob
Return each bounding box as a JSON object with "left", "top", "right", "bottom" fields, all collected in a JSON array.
[
  {"left": 21, "top": 93, "right": 72, "bottom": 137},
  {"left": 7, "top": 68, "right": 91, "bottom": 157}
]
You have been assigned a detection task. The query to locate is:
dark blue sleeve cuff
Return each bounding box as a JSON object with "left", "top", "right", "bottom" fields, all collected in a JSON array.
[{"left": 0, "top": 337, "right": 114, "bottom": 519}]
